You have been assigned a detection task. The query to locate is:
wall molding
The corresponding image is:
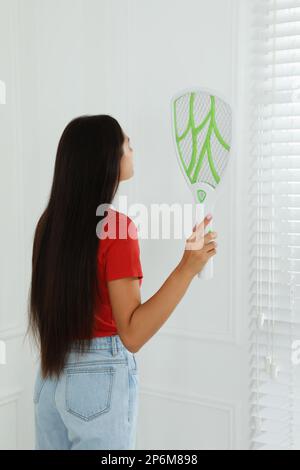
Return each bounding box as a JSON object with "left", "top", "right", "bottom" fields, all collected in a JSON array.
[
  {"left": 139, "top": 384, "right": 240, "bottom": 449},
  {"left": 0, "top": 1, "right": 27, "bottom": 345},
  {"left": 10, "top": 0, "right": 27, "bottom": 334},
  {"left": 0, "top": 388, "right": 23, "bottom": 407},
  {"left": 0, "top": 388, "right": 23, "bottom": 450},
  {"left": 0, "top": 324, "right": 26, "bottom": 340}
]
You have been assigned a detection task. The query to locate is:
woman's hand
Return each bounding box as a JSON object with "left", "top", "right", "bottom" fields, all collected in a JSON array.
[{"left": 179, "top": 214, "right": 217, "bottom": 278}]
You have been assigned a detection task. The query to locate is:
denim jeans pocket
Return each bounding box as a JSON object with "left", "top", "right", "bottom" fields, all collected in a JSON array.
[{"left": 65, "top": 366, "right": 115, "bottom": 421}]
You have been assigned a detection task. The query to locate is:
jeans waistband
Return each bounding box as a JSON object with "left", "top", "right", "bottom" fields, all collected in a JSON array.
[{"left": 69, "top": 335, "right": 126, "bottom": 356}]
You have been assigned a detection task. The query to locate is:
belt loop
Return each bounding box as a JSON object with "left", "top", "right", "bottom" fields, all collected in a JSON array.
[{"left": 111, "top": 335, "right": 118, "bottom": 356}]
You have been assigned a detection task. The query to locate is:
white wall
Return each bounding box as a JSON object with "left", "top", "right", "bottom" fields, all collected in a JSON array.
[{"left": 0, "top": 0, "right": 250, "bottom": 449}]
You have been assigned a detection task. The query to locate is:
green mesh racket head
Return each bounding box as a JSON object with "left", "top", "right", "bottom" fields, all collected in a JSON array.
[{"left": 171, "top": 89, "right": 232, "bottom": 204}]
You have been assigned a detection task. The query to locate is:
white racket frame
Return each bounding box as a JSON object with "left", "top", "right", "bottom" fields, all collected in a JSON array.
[{"left": 170, "top": 85, "right": 234, "bottom": 280}]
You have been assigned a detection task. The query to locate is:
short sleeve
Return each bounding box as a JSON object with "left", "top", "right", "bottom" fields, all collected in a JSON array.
[{"left": 104, "top": 215, "right": 143, "bottom": 282}]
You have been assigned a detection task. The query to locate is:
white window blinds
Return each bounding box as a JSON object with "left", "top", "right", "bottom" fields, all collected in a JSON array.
[{"left": 249, "top": 0, "right": 300, "bottom": 450}]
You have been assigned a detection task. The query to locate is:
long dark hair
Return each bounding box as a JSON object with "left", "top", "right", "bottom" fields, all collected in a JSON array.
[{"left": 26, "top": 115, "right": 124, "bottom": 380}]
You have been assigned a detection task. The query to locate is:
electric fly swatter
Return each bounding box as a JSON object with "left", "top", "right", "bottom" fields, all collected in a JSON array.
[{"left": 171, "top": 87, "right": 233, "bottom": 280}]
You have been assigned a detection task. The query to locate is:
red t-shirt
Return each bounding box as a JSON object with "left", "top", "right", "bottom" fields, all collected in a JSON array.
[{"left": 92, "top": 208, "right": 143, "bottom": 337}]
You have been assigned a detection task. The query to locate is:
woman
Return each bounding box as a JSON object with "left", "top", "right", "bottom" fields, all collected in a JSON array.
[{"left": 27, "top": 114, "right": 217, "bottom": 450}]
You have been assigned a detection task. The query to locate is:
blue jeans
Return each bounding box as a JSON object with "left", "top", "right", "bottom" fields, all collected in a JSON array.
[{"left": 33, "top": 335, "right": 139, "bottom": 450}]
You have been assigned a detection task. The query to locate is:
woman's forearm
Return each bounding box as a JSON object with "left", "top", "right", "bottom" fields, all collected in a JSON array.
[{"left": 127, "top": 260, "right": 194, "bottom": 353}]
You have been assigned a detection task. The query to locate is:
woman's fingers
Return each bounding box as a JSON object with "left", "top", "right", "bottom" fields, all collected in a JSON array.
[
  {"left": 193, "top": 213, "right": 213, "bottom": 233},
  {"left": 204, "top": 231, "right": 217, "bottom": 245},
  {"left": 206, "top": 241, "right": 217, "bottom": 252},
  {"left": 189, "top": 229, "right": 217, "bottom": 245},
  {"left": 186, "top": 215, "right": 217, "bottom": 252},
  {"left": 191, "top": 214, "right": 213, "bottom": 243},
  {"left": 182, "top": 213, "right": 218, "bottom": 277}
]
